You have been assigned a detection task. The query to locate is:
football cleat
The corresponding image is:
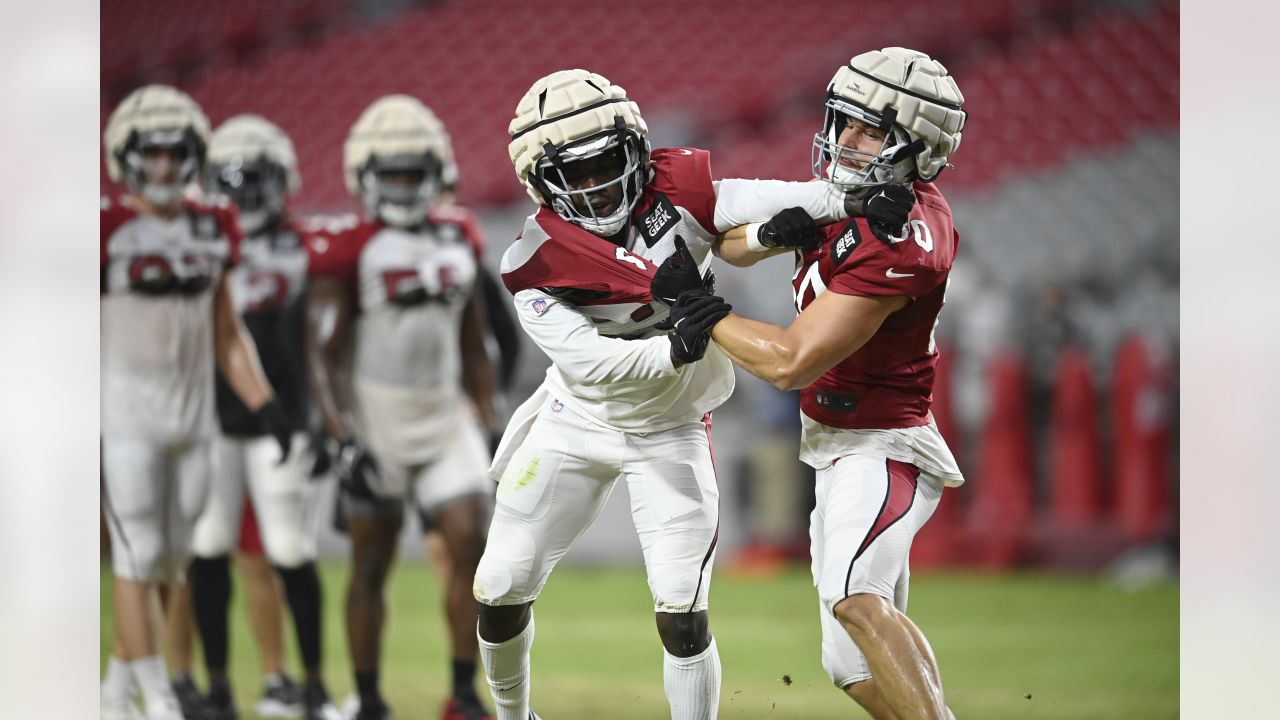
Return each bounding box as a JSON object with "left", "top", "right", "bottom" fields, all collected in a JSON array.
[
  {"left": 303, "top": 679, "right": 343, "bottom": 720},
  {"left": 101, "top": 693, "right": 145, "bottom": 720},
  {"left": 205, "top": 680, "right": 238, "bottom": 720},
  {"left": 170, "top": 675, "right": 210, "bottom": 720},
  {"left": 441, "top": 696, "right": 494, "bottom": 720},
  {"left": 256, "top": 674, "right": 304, "bottom": 718}
]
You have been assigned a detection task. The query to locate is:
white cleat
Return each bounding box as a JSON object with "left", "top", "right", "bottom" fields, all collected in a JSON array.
[
  {"left": 101, "top": 693, "right": 145, "bottom": 720},
  {"left": 143, "top": 693, "right": 185, "bottom": 720}
]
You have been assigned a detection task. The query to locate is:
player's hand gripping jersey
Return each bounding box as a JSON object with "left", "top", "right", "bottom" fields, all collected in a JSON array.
[
  {"left": 501, "top": 147, "right": 848, "bottom": 433},
  {"left": 792, "top": 181, "right": 964, "bottom": 486},
  {"left": 306, "top": 206, "right": 484, "bottom": 465},
  {"left": 101, "top": 195, "right": 241, "bottom": 440}
]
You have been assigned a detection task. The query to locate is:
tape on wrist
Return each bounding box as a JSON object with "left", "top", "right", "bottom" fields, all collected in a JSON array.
[{"left": 744, "top": 223, "right": 768, "bottom": 253}]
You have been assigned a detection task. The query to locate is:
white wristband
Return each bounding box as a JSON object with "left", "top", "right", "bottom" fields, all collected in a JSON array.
[{"left": 744, "top": 222, "right": 769, "bottom": 253}]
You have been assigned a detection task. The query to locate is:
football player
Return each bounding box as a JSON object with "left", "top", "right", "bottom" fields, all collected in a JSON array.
[
  {"left": 305, "top": 95, "right": 496, "bottom": 720},
  {"left": 100, "top": 85, "right": 291, "bottom": 720},
  {"left": 475, "top": 69, "right": 875, "bottom": 720},
  {"left": 652, "top": 47, "right": 966, "bottom": 720},
  {"left": 182, "top": 114, "right": 342, "bottom": 720}
]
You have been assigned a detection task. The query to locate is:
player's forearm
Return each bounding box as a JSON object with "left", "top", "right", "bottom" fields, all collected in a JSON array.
[
  {"left": 307, "top": 351, "right": 356, "bottom": 441},
  {"left": 712, "top": 224, "right": 790, "bottom": 267},
  {"left": 305, "top": 279, "right": 358, "bottom": 441},
  {"left": 553, "top": 330, "right": 676, "bottom": 386},
  {"left": 460, "top": 294, "right": 497, "bottom": 431},
  {"left": 711, "top": 315, "right": 816, "bottom": 392},
  {"left": 214, "top": 279, "right": 274, "bottom": 410}
]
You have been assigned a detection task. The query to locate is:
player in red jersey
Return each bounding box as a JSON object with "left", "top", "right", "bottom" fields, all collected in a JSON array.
[
  {"left": 305, "top": 95, "right": 496, "bottom": 720},
  {"left": 101, "top": 85, "right": 291, "bottom": 720},
  {"left": 652, "top": 48, "right": 967, "bottom": 720}
]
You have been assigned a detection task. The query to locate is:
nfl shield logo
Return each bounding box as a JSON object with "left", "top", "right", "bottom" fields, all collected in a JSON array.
[
  {"left": 551, "top": 399, "right": 564, "bottom": 413},
  {"left": 531, "top": 298, "right": 549, "bottom": 316}
]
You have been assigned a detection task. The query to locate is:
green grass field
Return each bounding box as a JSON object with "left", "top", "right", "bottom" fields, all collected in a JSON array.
[{"left": 101, "top": 563, "right": 1178, "bottom": 719}]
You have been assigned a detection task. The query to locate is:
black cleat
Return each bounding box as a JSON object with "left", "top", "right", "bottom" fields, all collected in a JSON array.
[
  {"left": 256, "top": 674, "right": 304, "bottom": 718},
  {"left": 205, "top": 680, "right": 238, "bottom": 720},
  {"left": 170, "top": 674, "right": 210, "bottom": 720},
  {"left": 302, "top": 680, "right": 342, "bottom": 720}
]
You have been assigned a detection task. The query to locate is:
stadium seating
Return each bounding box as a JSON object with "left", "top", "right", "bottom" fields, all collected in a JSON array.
[{"left": 103, "top": 0, "right": 1178, "bottom": 213}]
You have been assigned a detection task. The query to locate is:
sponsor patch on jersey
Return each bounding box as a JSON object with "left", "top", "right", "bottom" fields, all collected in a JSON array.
[
  {"left": 531, "top": 298, "right": 550, "bottom": 316},
  {"left": 637, "top": 193, "right": 679, "bottom": 248},
  {"left": 831, "top": 220, "right": 863, "bottom": 267}
]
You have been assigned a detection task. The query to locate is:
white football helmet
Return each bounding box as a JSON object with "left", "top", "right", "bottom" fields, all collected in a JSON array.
[
  {"left": 508, "top": 69, "right": 650, "bottom": 237},
  {"left": 344, "top": 95, "right": 451, "bottom": 228},
  {"left": 207, "top": 114, "right": 299, "bottom": 235},
  {"left": 103, "top": 84, "right": 211, "bottom": 208},
  {"left": 812, "top": 47, "right": 966, "bottom": 189}
]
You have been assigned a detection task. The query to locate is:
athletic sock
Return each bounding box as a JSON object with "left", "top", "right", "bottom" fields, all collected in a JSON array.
[
  {"left": 130, "top": 655, "right": 177, "bottom": 713},
  {"left": 101, "top": 655, "right": 135, "bottom": 701},
  {"left": 451, "top": 658, "right": 481, "bottom": 702},
  {"left": 478, "top": 615, "right": 535, "bottom": 720},
  {"left": 663, "top": 636, "right": 721, "bottom": 720},
  {"left": 189, "top": 554, "right": 232, "bottom": 673},
  {"left": 355, "top": 670, "right": 384, "bottom": 711},
  {"left": 275, "top": 561, "right": 323, "bottom": 671}
]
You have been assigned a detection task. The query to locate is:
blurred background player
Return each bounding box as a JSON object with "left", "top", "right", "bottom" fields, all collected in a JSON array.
[
  {"left": 177, "top": 114, "right": 343, "bottom": 720},
  {"left": 475, "top": 69, "right": 874, "bottom": 720},
  {"left": 657, "top": 47, "right": 966, "bottom": 719},
  {"left": 101, "top": 85, "right": 292, "bottom": 720},
  {"left": 305, "top": 94, "right": 496, "bottom": 720}
]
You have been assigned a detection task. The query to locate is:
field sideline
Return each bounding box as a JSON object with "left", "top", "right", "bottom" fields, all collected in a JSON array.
[{"left": 101, "top": 563, "right": 1178, "bottom": 719}]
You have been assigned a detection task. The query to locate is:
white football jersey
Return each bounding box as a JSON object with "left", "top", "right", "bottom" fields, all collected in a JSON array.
[{"left": 100, "top": 195, "right": 240, "bottom": 441}]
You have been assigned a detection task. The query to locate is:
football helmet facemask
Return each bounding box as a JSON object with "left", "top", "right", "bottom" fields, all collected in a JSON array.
[
  {"left": 104, "top": 85, "right": 210, "bottom": 209},
  {"left": 344, "top": 95, "right": 450, "bottom": 228},
  {"left": 812, "top": 47, "right": 965, "bottom": 189},
  {"left": 207, "top": 114, "right": 300, "bottom": 235},
  {"left": 509, "top": 69, "right": 650, "bottom": 238}
]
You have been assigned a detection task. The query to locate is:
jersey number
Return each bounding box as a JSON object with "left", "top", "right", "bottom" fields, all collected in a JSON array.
[
  {"left": 793, "top": 261, "right": 828, "bottom": 314},
  {"left": 615, "top": 247, "right": 648, "bottom": 271},
  {"left": 886, "top": 219, "right": 934, "bottom": 252}
]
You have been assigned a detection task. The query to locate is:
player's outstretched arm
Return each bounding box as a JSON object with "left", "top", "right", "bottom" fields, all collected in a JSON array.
[
  {"left": 305, "top": 274, "right": 359, "bottom": 441},
  {"left": 213, "top": 272, "right": 274, "bottom": 410},
  {"left": 459, "top": 287, "right": 497, "bottom": 432},
  {"left": 711, "top": 290, "right": 906, "bottom": 391}
]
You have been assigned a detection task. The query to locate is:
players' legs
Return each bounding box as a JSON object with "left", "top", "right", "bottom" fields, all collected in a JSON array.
[
  {"left": 474, "top": 400, "right": 622, "bottom": 720},
  {"left": 812, "top": 455, "right": 950, "bottom": 720},
  {"left": 625, "top": 415, "right": 721, "bottom": 720},
  {"left": 103, "top": 436, "right": 211, "bottom": 719},
  {"left": 344, "top": 489, "right": 404, "bottom": 717},
  {"left": 245, "top": 432, "right": 328, "bottom": 684},
  {"left": 415, "top": 418, "right": 495, "bottom": 713},
  {"left": 189, "top": 434, "right": 247, "bottom": 690}
]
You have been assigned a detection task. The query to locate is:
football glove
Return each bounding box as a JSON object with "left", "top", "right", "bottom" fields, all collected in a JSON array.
[
  {"left": 861, "top": 184, "right": 916, "bottom": 240},
  {"left": 668, "top": 290, "right": 732, "bottom": 365},
  {"left": 650, "top": 235, "right": 704, "bottom": 306},
  {"left": 758, "top": 207, "right": 821, "bottom": 250},
  {"left": 332, "top": 438, "right": 382, "bottom": 500},
  {"left": 253, "top": 399, "right": 293, "bottom": 465}
]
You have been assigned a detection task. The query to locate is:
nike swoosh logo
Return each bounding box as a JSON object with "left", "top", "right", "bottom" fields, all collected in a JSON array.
[
  {"left": 885, "top": 268, "right": 915, "bottom": 278},
  {"left": 676, "top": 149, "right": 693, "bottom": 155},
  {"left": 674, "top": 318, "right": 686, "bottom": 329},
  {"left": 496, "top": 679, "right": 524, "bottom": 692}
]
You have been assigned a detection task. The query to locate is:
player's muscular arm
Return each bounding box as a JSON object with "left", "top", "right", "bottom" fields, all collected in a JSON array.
[
  {"left": 213, "top": 273, "right": 275, "bottom": 409},
  {"left": 711, "top": 291, "right": 907, "bottom": 391},
  {"left": 305, "top": 274, "right": 358, "bottom": 441},
  {"left": 459, "top": 289, "right": 496, "bottom": 432},
  {"left": 712, "top": 224, "right": 791, "bottom": 267}
]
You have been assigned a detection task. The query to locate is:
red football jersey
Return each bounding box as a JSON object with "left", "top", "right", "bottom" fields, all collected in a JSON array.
[{"left": 792, "top": 181, "right": 959, "bottom": 430}]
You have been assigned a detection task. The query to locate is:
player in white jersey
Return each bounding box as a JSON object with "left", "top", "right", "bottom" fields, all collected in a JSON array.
[
  {"left": 305, "top": 95, "right": 496, "bottom": 720},
  {"left": 474, "top": 69, "right": 879, "bottom": 720},
  {"left": 100, "top": 85, "right": 291, "bottom": 720},
  {"left": 179, "top": 114, "right": 342, "bottom": 720}
]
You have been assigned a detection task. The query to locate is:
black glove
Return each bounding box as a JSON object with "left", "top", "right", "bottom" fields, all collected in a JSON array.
[
  {"left": 333, "top": 438, "right": 382, "bottom": 500},
  {"left": 254, "top": 399, "right": 293, "bottom": 465},
  {"left": 307, "top": 428, "right": 332, "bottom": 479},
  {"left": 668, "top": 291, "right": 733, "bottom": 365},
  {"left": 650, "top": 235, "right": 704, "bottom": 306},
  {"left": 861, "top": 184, "right": 916, "bottom": 240},
  {"left": 758, "top": 207, "right": 821, "bottom": 250}
]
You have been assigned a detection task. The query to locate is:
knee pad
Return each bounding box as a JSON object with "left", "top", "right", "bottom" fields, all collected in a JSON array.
[{"left": 473, "top": 524, "right": 538, "bottom": 605}]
